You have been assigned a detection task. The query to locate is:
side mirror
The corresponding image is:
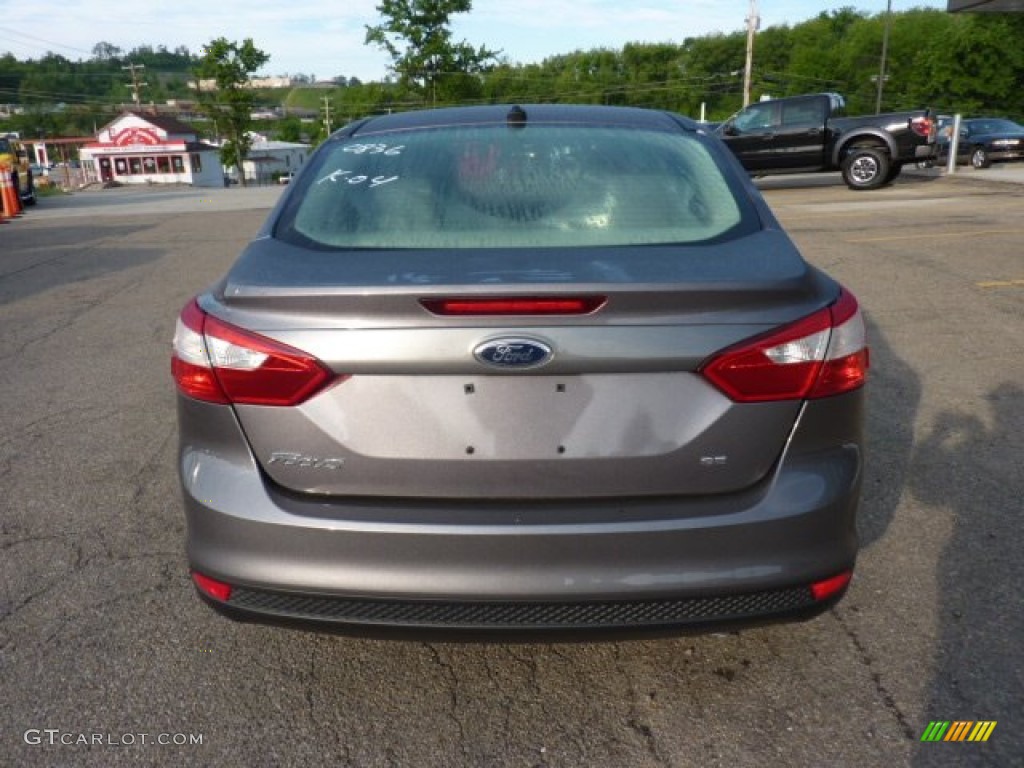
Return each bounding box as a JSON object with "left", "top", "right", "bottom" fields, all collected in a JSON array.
[{"left": 721, "top": 121, "right": 738, "bottom": 137}]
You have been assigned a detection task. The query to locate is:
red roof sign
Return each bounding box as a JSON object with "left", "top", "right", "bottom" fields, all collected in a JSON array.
[{"left": 112, "top": 127, "right": 161, "bottom": 147}]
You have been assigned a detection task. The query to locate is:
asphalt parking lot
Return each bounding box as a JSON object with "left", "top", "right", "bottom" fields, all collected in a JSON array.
[{"left": 1, "top": 170, "right": 1022, "bottom": 767}]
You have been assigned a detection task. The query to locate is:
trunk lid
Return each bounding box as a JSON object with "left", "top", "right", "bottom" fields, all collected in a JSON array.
[{"left": 211, "top": 230, "right": 836, "bottom": 499}]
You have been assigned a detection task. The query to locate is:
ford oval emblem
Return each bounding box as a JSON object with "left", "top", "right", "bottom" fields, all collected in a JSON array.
[{"left": 474, "top": 338, "right": 553, "bottom": 369}]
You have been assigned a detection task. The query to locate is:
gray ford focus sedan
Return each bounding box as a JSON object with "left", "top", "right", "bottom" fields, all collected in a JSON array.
[{"left": 173, "top": 104, "right": 867, "bottom": 638}]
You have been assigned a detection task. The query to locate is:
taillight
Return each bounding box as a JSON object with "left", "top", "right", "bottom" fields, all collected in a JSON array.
[
  {"left": 171, "top": 299, "right": 335, "bottom": 406},
  {"left": 911, "top": 116, "right": 934, "bottom": 140},
  {"left": 420, "top": 296, "right": 607, "bottom": 316},
  {"left": 701, "top": 290, "right": 868, "bottom": 403}
]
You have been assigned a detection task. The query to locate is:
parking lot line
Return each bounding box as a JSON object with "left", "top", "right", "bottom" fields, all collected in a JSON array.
[
  {"left": 976, "top": 279, "right": 1024, "bottom": 289},
  {"left": 845, "top": 228, "right": 1024, "bottom": 243}
]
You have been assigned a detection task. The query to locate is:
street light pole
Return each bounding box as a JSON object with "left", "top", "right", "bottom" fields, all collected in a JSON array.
[{"left": 875, "top": 0, "right": 892, "bottom": 114}]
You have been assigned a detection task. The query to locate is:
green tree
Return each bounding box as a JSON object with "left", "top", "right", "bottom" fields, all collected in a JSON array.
[
  {"left": 275, "top": 115, "right": 303, "bottom": 143},
  {"left": 909, "top": 14, "right": 1024, "bottom": 117},
  {"left": 782, "top": 10, "right": 865, "bottom": 101},
  {"left": 91, "top": 42, "right": 123, "bottom": 62},
  {"left": 193, "top": 37, "right": 269, "bottom": 185},
  {"left": 365, "top": 0, "right": 499, "bottom": 104},
  {"left": 677, "top": 33, "right": 747, "bottom": 118},
  {"left": 619, "top": 43, "right": 685, "bottom": 111}
]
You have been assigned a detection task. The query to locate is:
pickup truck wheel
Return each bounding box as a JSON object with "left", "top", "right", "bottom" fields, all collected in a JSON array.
[
  {"left": 970, "top": 147, "right": 991, "bottom": 169},
  {"left": 885, "top": 162, "right": 903, "bottom": 183},
  {"left": 842, "top": 146, "right": 890, "bottom": 190}
]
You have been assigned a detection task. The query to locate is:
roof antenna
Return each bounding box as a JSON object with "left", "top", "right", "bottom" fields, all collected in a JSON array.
[{"left": 507, "top": 105, "right": 527, "bottom": 129}]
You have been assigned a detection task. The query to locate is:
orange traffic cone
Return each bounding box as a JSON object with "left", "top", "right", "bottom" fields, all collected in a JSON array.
[
  {"left": 1, "top": 170, "right": 22, "bottom": 220},
  {"left": 0, "top": 171, "right": 11, "bottom": 222}
]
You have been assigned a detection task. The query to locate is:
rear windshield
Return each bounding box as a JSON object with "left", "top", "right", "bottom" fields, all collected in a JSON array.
[{"left": 275, "top": 122, "right": 754, "bottom": 249}]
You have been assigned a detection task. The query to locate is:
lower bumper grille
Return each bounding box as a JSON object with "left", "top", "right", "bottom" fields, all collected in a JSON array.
[{"left": 227, "top": 585, "right": 817, "bottom": 630}]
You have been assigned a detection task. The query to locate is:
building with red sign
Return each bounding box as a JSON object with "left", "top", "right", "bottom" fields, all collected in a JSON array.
[{"left": 80, "top": 112, "right": 224, "bottom": 187}]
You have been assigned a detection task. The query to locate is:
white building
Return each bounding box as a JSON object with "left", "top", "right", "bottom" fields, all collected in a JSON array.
[
  {"left": 230, "top": 136, "right": 312, "bottom": 185},
  {"left": 81, "top": 113, "right": 224, "bottom": 188},
  {"left": 189, "top": 76, "right": 294, "bottom": 92}
]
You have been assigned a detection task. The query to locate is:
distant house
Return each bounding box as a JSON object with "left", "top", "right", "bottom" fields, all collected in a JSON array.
[
  {"left": 228, "top": 135, "right": 312, "bottom": 184},
  {"left": 248, "top": 77, "right": 295, "bottom": 89},
  {"left": 189, "top": 76, "right": 294, "bottom": 92},
  {"left": 81, "top": 112, "right": 223, "bottom": 187}
]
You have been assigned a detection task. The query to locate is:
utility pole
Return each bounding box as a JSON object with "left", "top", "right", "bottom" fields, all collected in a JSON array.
[
  {"left": 122, "top": 63, "right": 147, "bottom": 109},
  {"left": 875, "top": 0, "right": 892, "bottom": 114},
  {"left": 742, "top": 0, "right": 760, "bottom": 107},
  {"left": 322, "top": 96, "right": 333, "bottom": 135}
]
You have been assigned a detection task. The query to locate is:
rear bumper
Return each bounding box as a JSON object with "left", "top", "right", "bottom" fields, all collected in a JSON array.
[
  {"left": 201, "top": 581, "right": 846, "bottom": 641},
  {"left": 944, "top": 149, "right": 1024, "bottom": 165},
  {"left": 987, "top": 149, "right": 1024, "bottom": 163},
  {"left": 178, "top": 392, "right": 863, "bottom": 637}
]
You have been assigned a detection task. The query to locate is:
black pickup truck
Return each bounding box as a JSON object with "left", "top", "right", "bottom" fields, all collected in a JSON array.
[{"left": 714, "top": 93, "right": 936, "bottom": 190}]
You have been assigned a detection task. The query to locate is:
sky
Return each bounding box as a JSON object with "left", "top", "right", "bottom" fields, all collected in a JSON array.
[{"left": 0, "top": 1, "right": 951, "bottom": 84}]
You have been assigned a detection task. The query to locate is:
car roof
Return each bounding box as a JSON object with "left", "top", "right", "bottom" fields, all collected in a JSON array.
[
  {"left": 342, "top": 104, "right": 700, "bottom": 137},
  {"left": 964, "top": 117, "right": 1019, "bottom": 125},
  {"left": 964, "top": 117, "right": 1024, "bottom": 132}
]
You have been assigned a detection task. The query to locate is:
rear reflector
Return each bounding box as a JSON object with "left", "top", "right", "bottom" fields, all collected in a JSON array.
[
  {"left": 420, "top": 296, "right": 607, "bottom": 316},
  {"left": 810, "top": 570, "right": 853, "bottom": 601},
  {"left": 701, "top": 289, "right": 868, "bottom": 402},
  {"left": 191, "top": 571, "right": 232, "bottom": 602},
  {"left": 172, "top": 298, "right": 337, "bottom": 406}
]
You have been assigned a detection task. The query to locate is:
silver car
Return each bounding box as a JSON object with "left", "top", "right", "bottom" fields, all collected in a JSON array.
[{"left": 173, "top": 104, "right": 868, "bottom": 638}]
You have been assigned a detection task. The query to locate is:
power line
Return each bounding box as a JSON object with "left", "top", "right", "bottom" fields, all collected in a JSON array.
[{"left": 0, "top": 26, "right": 97, "bottom": 58}]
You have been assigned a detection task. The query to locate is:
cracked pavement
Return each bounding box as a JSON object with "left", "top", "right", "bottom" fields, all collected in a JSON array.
[{"left": 1, "top": 179, "right": 1021, "bottom": 766}]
